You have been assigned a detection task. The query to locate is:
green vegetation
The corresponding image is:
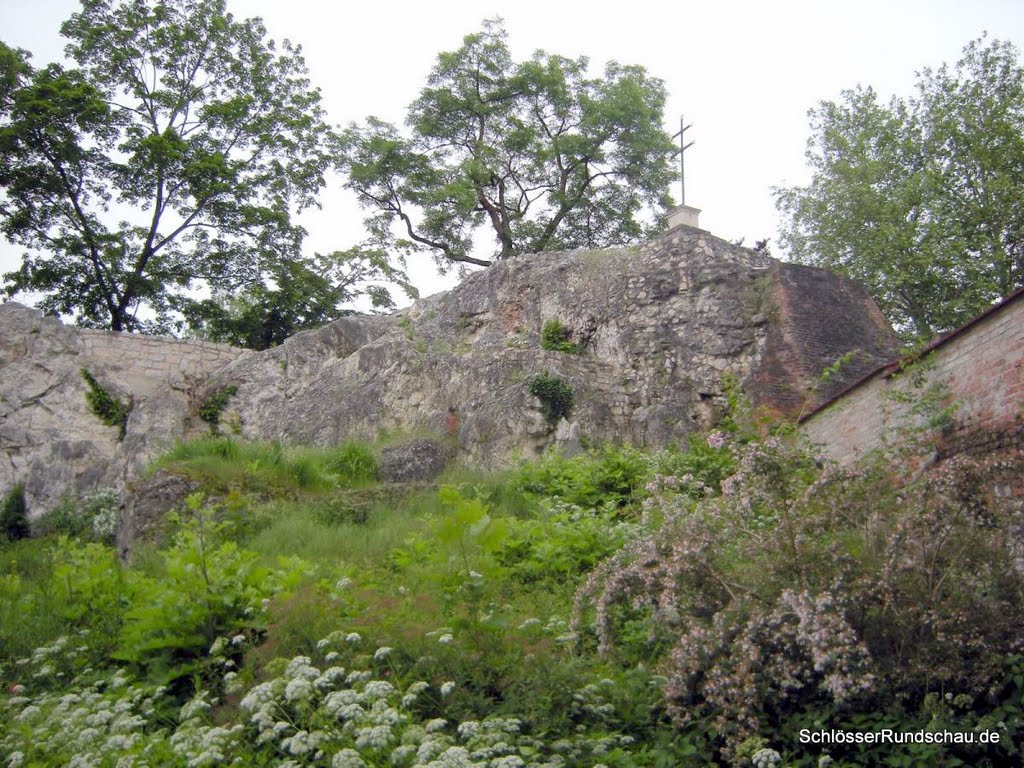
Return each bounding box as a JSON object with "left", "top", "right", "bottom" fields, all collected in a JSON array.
[
  {"left": 0, "top": 483, "right": 29, "bottom": 541},
  {"left": 340, "top": 18, "right": 676, "bottom": 268},
  {"left": 528, "top": 373, "right": 575, "bottom": 428},
  {"left": 198, "top": 385, "right": 239, "bottom": 433},
  {"left": 31, "top": 487, "right": 118, "bottom": 543},
  {"left": 775, "top": 36, "right": 1024, "bottom": 338},
  {"left": 3, "top": 413, "right": 1023, "bottom": 765},
  {"left": 541, "top": 319, "right": 582, "bottom": 354},
  {"left": 81, "top": 368, "right": 131, "bottom": 439}
]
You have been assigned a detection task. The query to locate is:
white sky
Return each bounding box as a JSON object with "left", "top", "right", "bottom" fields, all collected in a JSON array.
[{"left": 3, "top": 0, "right": 1024, "bottom": 304}]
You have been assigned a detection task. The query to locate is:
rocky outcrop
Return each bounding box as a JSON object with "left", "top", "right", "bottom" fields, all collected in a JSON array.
[
  {"left": 212, "top": 227, "right": 897, "bottom": 461},
  {"left": 377, "top": 439, "right": 454, "bottom": 484},
  {"left": 0, "top": 225, "right": 900, "bottom": 515},
  {"left": 0, "top": 302, "right": 242, "bottom": 514}
]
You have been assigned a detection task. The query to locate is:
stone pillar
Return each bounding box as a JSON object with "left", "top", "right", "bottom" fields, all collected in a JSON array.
[{"left": 667, "top": 204, "right": 702, "bottom": 230}]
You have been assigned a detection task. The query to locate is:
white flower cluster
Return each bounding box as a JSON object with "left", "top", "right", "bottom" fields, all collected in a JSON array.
[
  {"left": 0, "top": 648, "right": 165, "bottom": 767},
  {"left": 3, "top": 632, "right": 640, "bottom": 767}
]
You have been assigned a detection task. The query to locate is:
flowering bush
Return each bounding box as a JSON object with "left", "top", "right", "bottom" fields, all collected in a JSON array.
[
  {"left": 2, "top": 634, "right": 643, "bottom": 767},
  {"left": 573, "top": 433, "right": 1024, "bottom": 758}
]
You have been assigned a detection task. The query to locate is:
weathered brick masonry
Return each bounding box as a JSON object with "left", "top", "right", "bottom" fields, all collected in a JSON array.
[
  {"left": 77, "top": 328, "right": 243, "bottom": 396},
  {"left": 801, "top": 287, "right": 1024, "bottom": 464}
]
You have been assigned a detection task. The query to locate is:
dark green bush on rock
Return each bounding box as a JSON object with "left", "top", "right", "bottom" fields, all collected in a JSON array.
[
  {"left": 528, "top": 373, "right": 574, "bottom": 429},
  {"left": 540, "top": 319, "right": 581, "bottom": 354},
  {"left": 81, "top": 369, "right": 132, "bottom": 439},
  {"left": 1, "top": 483, "right": 29, "bottom": 541},
  {"left": 198, "top": 385, "right": 239, "bottom": 433}
]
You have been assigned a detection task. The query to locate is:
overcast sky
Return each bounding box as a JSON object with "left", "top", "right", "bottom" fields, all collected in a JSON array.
[{"left": 3, "top": 0, "right": 1024, "bottom": 302}]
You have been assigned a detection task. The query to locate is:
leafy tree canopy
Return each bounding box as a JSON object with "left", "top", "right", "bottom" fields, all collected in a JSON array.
[
  {"left": 775, "top": 36, "right": 1024, "bottom": 339},
  {"left": 339, "top": 18, "right": 677, "bottom": 269},
  {"left": 183, "top": 247, "right": 417, "bottom": 350},
  {"left": 0, "top": 0, "right": 337, "bottom": 332}
]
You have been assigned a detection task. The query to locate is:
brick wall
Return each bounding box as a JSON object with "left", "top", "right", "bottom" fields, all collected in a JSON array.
[
  {"left": 801, "top": 289, "right": 1024, "bottom": 463},
  {"left": 78, "top": 329, "right": 244, "bottom": 396}
]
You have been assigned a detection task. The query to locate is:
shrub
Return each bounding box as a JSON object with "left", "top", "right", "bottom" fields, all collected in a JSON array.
[
  {"left": 198, "top": 384, "right": 239, "bottom": 433},
  {"left": 511, "top": 444, "right": 652, "bottom": 509},
  {"left": 32, "top": 487, "right": 120, "bottom": 543},
  {"left": 0, "top": 483, "right": 29, "bottom": 542},
  {"left": 540, "top": 318, "right": 581, "bottom": 354},
  {"left": 114, "top": 506, "right": 309, "bottom": 691},
  {"left": 81, "top": 368, "right": 132, "bottom": 439},
  {"left": 573, "top": 434, "right": 1024, "bottom": 758},
  {"left": 528, "top": 373, "right": 574, "bottom": 428}
]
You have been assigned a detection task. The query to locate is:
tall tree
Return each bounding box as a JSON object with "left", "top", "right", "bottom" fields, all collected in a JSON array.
[
  {"left": 0, "top": 0, "right": 334, "bottom": 332},
  {"left": 775, "top": 36, "right": 1024, "bottom": 338},
  {"left": 183, "top": 247, "right": 417, "bottom": 350},
  {"left": 340, "top": 19, "right": 677, "bottom": 269}
]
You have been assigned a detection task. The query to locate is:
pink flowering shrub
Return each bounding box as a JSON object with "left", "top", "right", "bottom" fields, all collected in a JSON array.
[{"left": 573, "top": 433, "right": 1024, "bottom": 756}]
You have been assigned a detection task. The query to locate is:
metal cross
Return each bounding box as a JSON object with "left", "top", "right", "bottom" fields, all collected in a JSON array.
[{"left": 671, "top": 115, "right": 694, "bottom": 206}]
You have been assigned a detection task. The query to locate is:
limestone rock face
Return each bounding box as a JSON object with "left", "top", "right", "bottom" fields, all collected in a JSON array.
[
  {"left": 116, "top": 470, "right": 199, "bottom": 560},
  {"left": 0, "top": 303, "right": 120, "bottom": 514},
  {"left": 0, "top": 302, "right": 240, "bottom": 515},
  {"left": 211, "top": 227, "right": 898, "bottom": 463},
  {"left": 377, "top": 439, "right": 453, "bottom": 484},
  {"left": 0, "top": 227, "right": 900, "bottom": 514}
]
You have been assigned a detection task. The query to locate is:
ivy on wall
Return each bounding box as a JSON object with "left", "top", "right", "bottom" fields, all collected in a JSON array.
[{"left": 81, "top": 369, "right": 132, "bottom": 440}]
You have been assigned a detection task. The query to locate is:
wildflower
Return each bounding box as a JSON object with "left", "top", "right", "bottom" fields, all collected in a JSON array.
[
  {"left": 332, "top": 749, "right": 366, "bottom": 768},
  {"left": 707, "top": 431, "right": 727, "bottom": 449},
  {"left": 391, "top": 745, "right": 417, "bottom": 764},
  {"left": 457, "top": 720, "right": 480, "bottom": 739},
  {"left": 425, "top": 718, "right": 447, "bottom": 733},
  {"left": 239, "top": 682, "right": 277, "bottom": 712},
  {"left": 14, "top": 705, "right": 40, "bottom": 722},
  {"left": 437, "top": 633, "right": 454, "bottom": 645},
  {"left": 224, "top": 672, "right": 242, "bottom": 695},
  {"left": 363, "top": 680, "right": 395, "bottom": 701},
  {"left": 355, "top": 724, "right": 393, "bottom": 750},
  {"left": 282, "top": 729, "right": 322, "bottom": 755},
  {"left": 346, "top": 632, "right": 362, "bottom": 645},
  {"left": 325, "top": 652, "right": 340, "bottom": 663},
  {"left": 335, "top": 577, "right": 353, "bottom": 590},
  {"left": 315, "top": 666, "right": 348, "bottom": 690},
  {"left": 440, "top": 681, "right": 456, "bottom": 697},
  {"left": 374, "top": 646, "right": 393, "bottom": 661},
  {"left": 284, "top": 678, "right": 313, "bottom": 703},
  {"left": 752, "top": 748, "right": 782, "bottom": 768},
  {"left": 180, "top": 692, "right": 213, "bottom": 720}
]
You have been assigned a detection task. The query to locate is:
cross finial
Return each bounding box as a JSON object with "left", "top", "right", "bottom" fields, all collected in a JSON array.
[{"left": 672, "top": 115, "right": 694, "bottom": 206}]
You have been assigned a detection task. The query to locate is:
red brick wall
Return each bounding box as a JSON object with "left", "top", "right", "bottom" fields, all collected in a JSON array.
[{"left": 801, "top": 290, "right": 1024, "bottom": 464}]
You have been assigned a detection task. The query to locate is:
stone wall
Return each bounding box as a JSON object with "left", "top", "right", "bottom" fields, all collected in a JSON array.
[
  {"left": 801, "top": 288, "right": 1024, "bottom": 463},
  {"left": 0, "top": 302, "right": 245, "bottom": 514},
  {"left": 77, "top": 328, "right": 244, "bottom": 396}
]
